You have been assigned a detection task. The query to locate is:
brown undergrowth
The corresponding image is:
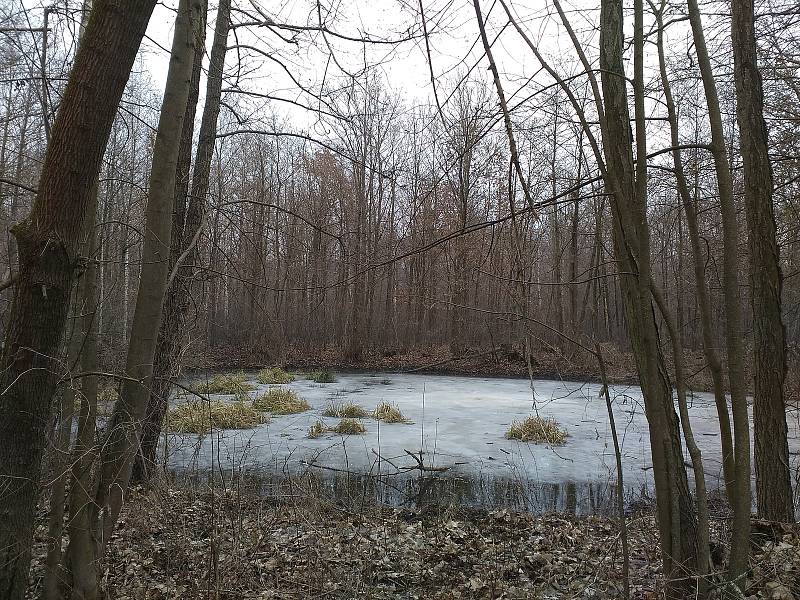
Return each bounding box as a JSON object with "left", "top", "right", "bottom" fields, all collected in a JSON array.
[{"left": 27, "top": 478, "right": 799, "bottom": 599}]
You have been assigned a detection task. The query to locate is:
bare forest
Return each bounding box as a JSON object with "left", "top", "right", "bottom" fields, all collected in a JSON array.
[{"left": 0, "top": 0, "right": 799, "bottom": 598}]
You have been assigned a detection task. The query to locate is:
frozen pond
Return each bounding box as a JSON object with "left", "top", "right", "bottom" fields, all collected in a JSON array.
[{"left": 167, "top": 371, "right": 800, "bottom": 514}]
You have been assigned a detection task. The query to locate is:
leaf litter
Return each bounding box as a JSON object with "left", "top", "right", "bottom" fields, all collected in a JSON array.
[{"left": 27, "top": 483, "right": 800, "bottom": 599}]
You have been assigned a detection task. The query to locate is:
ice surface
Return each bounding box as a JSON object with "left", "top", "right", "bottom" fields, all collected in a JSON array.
[{"left": 167, "top": 372, "right": 800, "bottom": 512}]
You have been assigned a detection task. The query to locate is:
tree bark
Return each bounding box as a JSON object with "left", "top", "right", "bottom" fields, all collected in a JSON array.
[
  {"left": 599, "top": 0, "right": 698, "bottom": 593},
  {"left": 0, "top": 3, "right": 156, "bottom": 597},
  {"left": 731, "top": 0, "right": 794, "bottom": 523},
  {"left": 686, "top": 0, "right": 752, "bottom": 584},
  {"left": 91, "top": 0, "right": 200, "bottom": 552},
  {"left": 134, "top": 0, "right": 210, "bottom": 481},
  {"left": 651, "top": 0, "right": 736, "bottom": 506},
  {"left": 61, "top": 183, "right": 101, "bottom": 600}
]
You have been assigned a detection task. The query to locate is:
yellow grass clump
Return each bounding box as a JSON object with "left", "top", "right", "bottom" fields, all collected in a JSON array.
[
  {"left": 257, "top": 367, "right": 295, "bottom": 384},
  {"left": 194, "top": 372, "right": 255, "bottom": 395},
  {"left": 307, "top": 420, "right": 326, "bottom": 439},
  {"left": 505, "top": 416, "right": 568, "bottom": 445},
  {"left": 307, "top": 369, "right": 336, "bottom": 383},
  {"left": 373, "top": 401, "right": 409, "bottom": 424},
  {"left": 322, "top": 401, "right": 368, "bottom": 418},
  {"left": 252, "top": 388, "right": 310, "bottom": 414},
  {"left": 168, "top": 399, "right": 265, "bottom": 434},
  {"left": 330, "top": 418, "right": 366, "bottom": 435}
]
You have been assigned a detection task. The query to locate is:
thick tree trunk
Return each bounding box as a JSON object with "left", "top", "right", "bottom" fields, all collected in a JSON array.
[
  {"left": 731, "top": 0, "right": 794, "bottom": 523},
  {"left": 0, "top": 3, "right": 156, "bottom": 597}
]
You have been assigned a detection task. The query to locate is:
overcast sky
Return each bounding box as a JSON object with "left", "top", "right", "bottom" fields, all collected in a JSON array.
[
  {"left": 137, "top": 0, "right": 594, "bottom": 123},
  {"left": 11, "top": 0, "right": 720, "bottom": 151}
]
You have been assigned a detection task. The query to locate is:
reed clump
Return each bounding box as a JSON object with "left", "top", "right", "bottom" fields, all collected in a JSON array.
[
  {"left": 373, "top": 401, "right": 409, "bottom": 423},
  {"left": 505, "top": 415, "right": 568, "bottom": 445},
  {"left": 168, "top": 399, "right": 265, "bottom": 434},
  {"left": 322, "top": 401, "right": 368, "bottom": 418},
  {"left": 194, "top": 372, "right": 255, "bottom": 395},
  {"left": 252, "top": 388, "right": 310, "bottom": 414},
  {"left": 257, "top": 367, "right": 295, "bottom": 384},
  {"left": 330, "top": 418, "right": 366, "bottom": 435}
]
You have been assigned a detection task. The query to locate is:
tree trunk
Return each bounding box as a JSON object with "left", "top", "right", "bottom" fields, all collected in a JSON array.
[
  {"left": 134, "top": 0, "right": 210, "bottom": 481},
  {"left": 0, "top": 3, "right": 156, "bottom": 597},
  {"left": 91, "top": 0, "right": 199, "bottom": 553},
  {"left": 686, "top": 0, "right": 752, "bottom": 584},
  {"left": 64, "top": 189, "right": 101, "bottom": 600},
  {"left": 651, "top": 0, "right": 736, "bottom": 506},
  {"left": 199, "top": 0, "right": 231, "bottom": 352},
  {"left": 652, "top": 281, "right": 711, "bottom": 595},
  {"left": 731, "top": 0, "right": 794, "bottom": 523},
  {"left": 599, "top": 0, "right": 698, "bottom": 593}
]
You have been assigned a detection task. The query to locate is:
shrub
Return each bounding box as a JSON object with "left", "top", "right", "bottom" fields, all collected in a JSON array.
[
  {"left": 373, "top": 401, "right": 409, "bottom": 423},
  {"left": 307, "top": 420, "right": 326, "bottom": 439},
  {"left": 257, "top": 367, "right": 295, "bottom": 384},
  {"left": 252, "top": 388, "right": 310, "bottom": 414},
  {"left": 194, "top": 372, "right": 255, "bottom": 395},
  {"left": 322, "top": 401, "right": 368, "bottom": 418},
  {"left": 330, "top": 418, "right": 366, "bottom": 435},
  {"left": 168, "top": 399, "right": 265, "bottom": 434},
  {"left": 307, "top": 369, "right": 336, "bottom": 383},
  {"left": 505, "top": 415, "right": 568, "bottom": 445}
]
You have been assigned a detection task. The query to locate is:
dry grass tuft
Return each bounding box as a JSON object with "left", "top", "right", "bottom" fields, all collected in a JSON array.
[
  {"left": 307, "top": 420, "right": 326, "bottom": 439},
  {"left": 330, "top": 418, "right": 366, "bottom": 435},
  {"left": 506, "top": 415, "right": 568, "bottom": 445},
  {"left": 252, "top": 388, "right": 310, "bottom": 414},
  {"left": 373, "top": 401, "right": 409, "bottom": 423},
  {"left": 307, "top": 369, "right": 336, "bottom": 383},
  {"left": 194, "top": 372, "right": 255, "bottom": 395},
  {"left": 257, "top": 367, "right": 295, "bottom": 384},
  {"left": 322, "top": 401, "right": 368, "bottom": 418},
  {"left": 168, "top": 399, "right": 265, "bottom": 434}
]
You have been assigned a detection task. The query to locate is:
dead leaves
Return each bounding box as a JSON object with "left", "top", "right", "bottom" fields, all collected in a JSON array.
[{"left": 27, "top": 486, "right": 800, "bottom": 599}]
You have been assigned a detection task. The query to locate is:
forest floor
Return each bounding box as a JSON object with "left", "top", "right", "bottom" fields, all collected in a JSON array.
[{"left": 28, "top": 481, "right": 800, "bottom": 599}]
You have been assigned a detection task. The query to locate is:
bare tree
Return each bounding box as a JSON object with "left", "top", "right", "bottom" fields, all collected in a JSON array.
[
  {"left": 731, "top": 0, "right": 795, "bottom": 523},
  {"left": 0, "top": 2, "right": 156, "bottom": 596}
]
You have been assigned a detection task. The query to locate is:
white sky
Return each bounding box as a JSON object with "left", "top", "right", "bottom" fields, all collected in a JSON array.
[
  {"left": 14, "top": 0, "right": 733, "bottom": 157},
  {"left": 139, "top": 0, "right": 591, "bottom": 124}
]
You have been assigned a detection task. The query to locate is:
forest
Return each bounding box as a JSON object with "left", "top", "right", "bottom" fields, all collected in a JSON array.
[{"left": 0, "top": 0, "right": 798, "bottom": 598}]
